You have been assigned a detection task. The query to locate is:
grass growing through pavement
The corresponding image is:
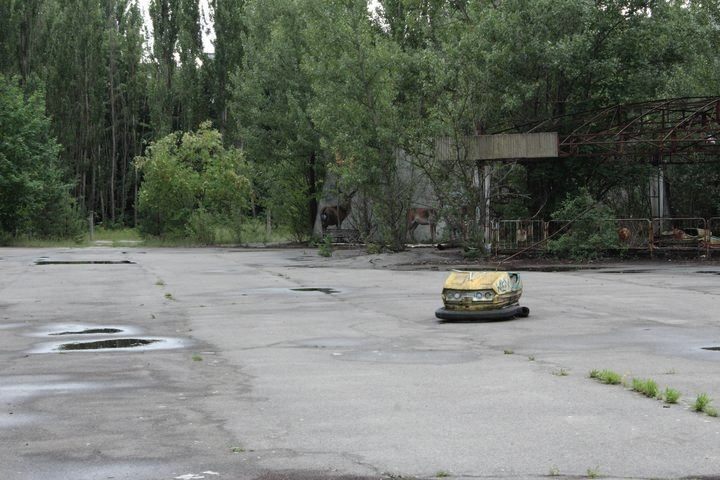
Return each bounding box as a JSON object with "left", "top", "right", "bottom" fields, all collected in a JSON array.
[
  {"left": 586, "top": 466, "right": 600, "bottom": 478},
  {"left": 693, "top": 393, "right": 712, "bottom": 412},
  {"left": 192, "top": 353, "right": 203, "bottom": 361},
  {"left": 664, "top": 388, "right": 681, "bottom": 404},
  {"left": 503, "top": 349, "right": 514, "bottom": 355},
  {"left": 435, "top": 471, "right": 450, "bottom": 478},
  {"left": 589, "top": 369, "right": 622, "bottom": 385},
  {"left": 631, "top": 378, "right": 659, "bottom": 398}
]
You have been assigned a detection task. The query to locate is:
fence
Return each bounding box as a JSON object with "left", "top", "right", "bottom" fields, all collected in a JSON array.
[{"left": 491, "top": 217, "right": 716, "bottom": 256}]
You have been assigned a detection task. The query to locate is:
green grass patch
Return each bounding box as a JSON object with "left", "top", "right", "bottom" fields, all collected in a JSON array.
[
  {"left": 192, "top": 353, "right": 203, "bottom": 361},
  {"left": 503, "top": 349, "right": 514, "bottom": 355},
  {"left": 435, "top": 471, "right": 450, "bottom": 478},
  {"left": 663, "top": 388, "right": 681, "bottom": 404},
  {"left": 631, "top": 378, "right": 659, "bottom": 398},
  {"left": 93, "top": 227, "right": 142, "bottom": 242},
  {"left": 589, "top": 369, "right": 622, "bottom": 385},
  {"left": 586, "top": 466, "right": 600, "bottom": 478},
  {"left": 693, "top": 393, "right": 712, "bottom": 412}
]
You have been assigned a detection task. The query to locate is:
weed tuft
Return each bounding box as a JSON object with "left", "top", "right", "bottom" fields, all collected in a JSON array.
[
  {"left": 552, "top": 368, "right": 569, "bottom": 376},
  {"left": 164, "top": 292, "right": 174, "bottom": 300},
  {"left": 435, "top": 472, "right": 450, "bottom": 478},
  {"left": 155, "top": 279, "right": 165, "bottom": 286},
  {"left": 705, "top": 406, "right": 718, "bottom": 417},
  {"left": 586, "top": 465, "right": 600, "bottom": 478},
  {"left": 230, "top": 446, "right": 245, "bottom": 453},
  {"left": 192, "top": 353, "right": 203, "bottom": 362},
  {"left": 528, "top": 355, "right": 535, "bottom": 361},
  {"left": 631, "top": 378, "right": 659, "bottom": 398},
  {"left": 318, "top": 235, "right": 333, "bottom": 257},
  {"left": 548, "top": 465, "right": 560, "bottom": 476},
  {"left": 663, "top": 388, "right": 681, "bottom": 404},
  {"left": 589, "top": 369, "right": 622, "bottom": 385},
  {"left": 503, "top": 349, "right": 514, "bottom": 355},
  {"left": 693, "top": 393, "right": 712, "bottom": 412}
]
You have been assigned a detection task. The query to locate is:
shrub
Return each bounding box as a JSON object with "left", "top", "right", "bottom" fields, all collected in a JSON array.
[
  {"left": 547, "top": 189, "right": 618, "bottom": 261},
  {"left": 135, "top": 122, "right": 251, "bottom": 240},
  {"left": 318, "top": 235, "right": 333, "bottom": 257}
]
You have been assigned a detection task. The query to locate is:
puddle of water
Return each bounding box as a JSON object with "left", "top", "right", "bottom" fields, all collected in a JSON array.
[
  {"left": 50, "top": 328, "right": 123, "bottom": 336},
  {"left": 59, "top": 338, "right": 159, "bottom": 351},
  {"left": 702, "top": 346, "right": 720, "bottom": 351},
  {"left": 291, "top": 287, "right": 340, "bottom": 294},
  {"left": 35, "top": 260, "right": 135, "bottom": 265},
  {"left": 31, "top": 336, "right": 188, "bottom": 353}
]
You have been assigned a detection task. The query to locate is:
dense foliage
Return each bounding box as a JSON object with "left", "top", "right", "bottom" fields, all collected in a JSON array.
[
  {"left": 0, "top": 75, "right": 82, "bottom": 242},
  {"left": 1, "top": 0, "right": 719, "bottom": 246},
  {"left": 135, "top": 122, "right": 251, "bottom": 242}
]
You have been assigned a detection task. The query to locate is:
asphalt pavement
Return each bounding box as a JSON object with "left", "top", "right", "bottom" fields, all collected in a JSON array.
[{"left": 1, "top": 246, "right": 719, "bottom": 480}]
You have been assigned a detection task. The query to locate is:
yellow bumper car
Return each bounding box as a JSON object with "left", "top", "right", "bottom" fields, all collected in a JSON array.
[{"left": 435, "top": 270, "right": 530, "bottom": 321}]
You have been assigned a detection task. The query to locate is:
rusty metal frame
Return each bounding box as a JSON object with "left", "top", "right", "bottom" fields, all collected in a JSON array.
[{"left": 508, "top": 97, "right": 720, "bottom": 164}]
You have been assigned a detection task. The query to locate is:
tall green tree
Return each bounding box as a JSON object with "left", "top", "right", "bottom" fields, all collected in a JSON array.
[
  {"left": 211, "top": 0, "right": 245, "bottom": 137},
  {"left": 0, "top": 75, "right": 81, "bottom": 240},
  {"left": 231, "top": 0, "right": 323, "bottom": 240},
  {"left": 304, "top": 0, "right": 412, "bottom": 249}
]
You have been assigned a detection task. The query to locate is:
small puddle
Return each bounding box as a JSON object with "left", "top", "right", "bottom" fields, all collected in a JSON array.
[
  {"left": 35, "top": 260, "right": 135, "bottom": 265},
  {"left": 30, "top": 336, "right": 188, "bottom": 353},
  {"left": 50, "top": 328, "right": 122, "bottom": 336},
  {"left": 702, "top": 346, "right": 720, "bottom": 351},
  {"left": 59, "top": 339, "right": 159, "bottom": 350},
  {"left": 291, "top": 287, "right": 339, "bottom": 294}
]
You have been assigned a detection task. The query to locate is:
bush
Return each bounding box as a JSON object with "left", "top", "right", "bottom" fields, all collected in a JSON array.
[
  {"left": 135, "top": 122, "right": 251, "bottom": 240},
  {"left": 547, "top": 189, "right": 618, "bottom": 261}
]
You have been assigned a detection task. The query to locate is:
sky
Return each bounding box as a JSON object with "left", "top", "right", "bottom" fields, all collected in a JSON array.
[
  {"left": 137, "top": 0, "right": 216, "bottom": 54},
  {"left": 137, "top": 0, "right": 382, "bottom": 55}
]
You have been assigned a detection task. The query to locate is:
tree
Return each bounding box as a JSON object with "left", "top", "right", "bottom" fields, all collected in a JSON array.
[
  {"left": 231, "top": 0, "right": 324, "bottom": 240},
  {"left": 304, "top": 0, "right": 412, "bottom": 249},
  {"left": 0, "top": 75, "right": 81, "bottom": 240}
]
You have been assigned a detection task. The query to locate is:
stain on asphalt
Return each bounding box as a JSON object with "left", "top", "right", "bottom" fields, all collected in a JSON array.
[
  {"left": 291, "top": 287, "right": 340, "bottom": 294},
  {"left": 35, "top": 259, "right": 136, "bottom": 265},
  {"left": 50, "top": 328, "right": 123, "bottom": 336}
]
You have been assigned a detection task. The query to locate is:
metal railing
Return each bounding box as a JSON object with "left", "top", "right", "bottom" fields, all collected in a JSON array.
[{"left": 490, "top": 217, "right": 716, "bottom": 256}]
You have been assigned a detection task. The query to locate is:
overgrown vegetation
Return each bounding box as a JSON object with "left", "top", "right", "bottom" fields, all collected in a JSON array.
[
  {"left": 2, "top": 1, "right": 720, "bottom": 247},
  {"left": 547, "top": 190, "right": 619, "bottom": 261},
  {"left": 0, "top": 75, "right": 82, "bottom": 243},
  {"left": 135, "top": 122, "right": 251, "bottom": 243}
]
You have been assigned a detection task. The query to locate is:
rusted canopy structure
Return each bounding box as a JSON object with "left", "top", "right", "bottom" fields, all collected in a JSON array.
[
  {"left": 518, "top": 96, "right": 720, "bottom": 164},
  {"left": 437, "top": 97, "right": 720, "bottom": 164}
]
